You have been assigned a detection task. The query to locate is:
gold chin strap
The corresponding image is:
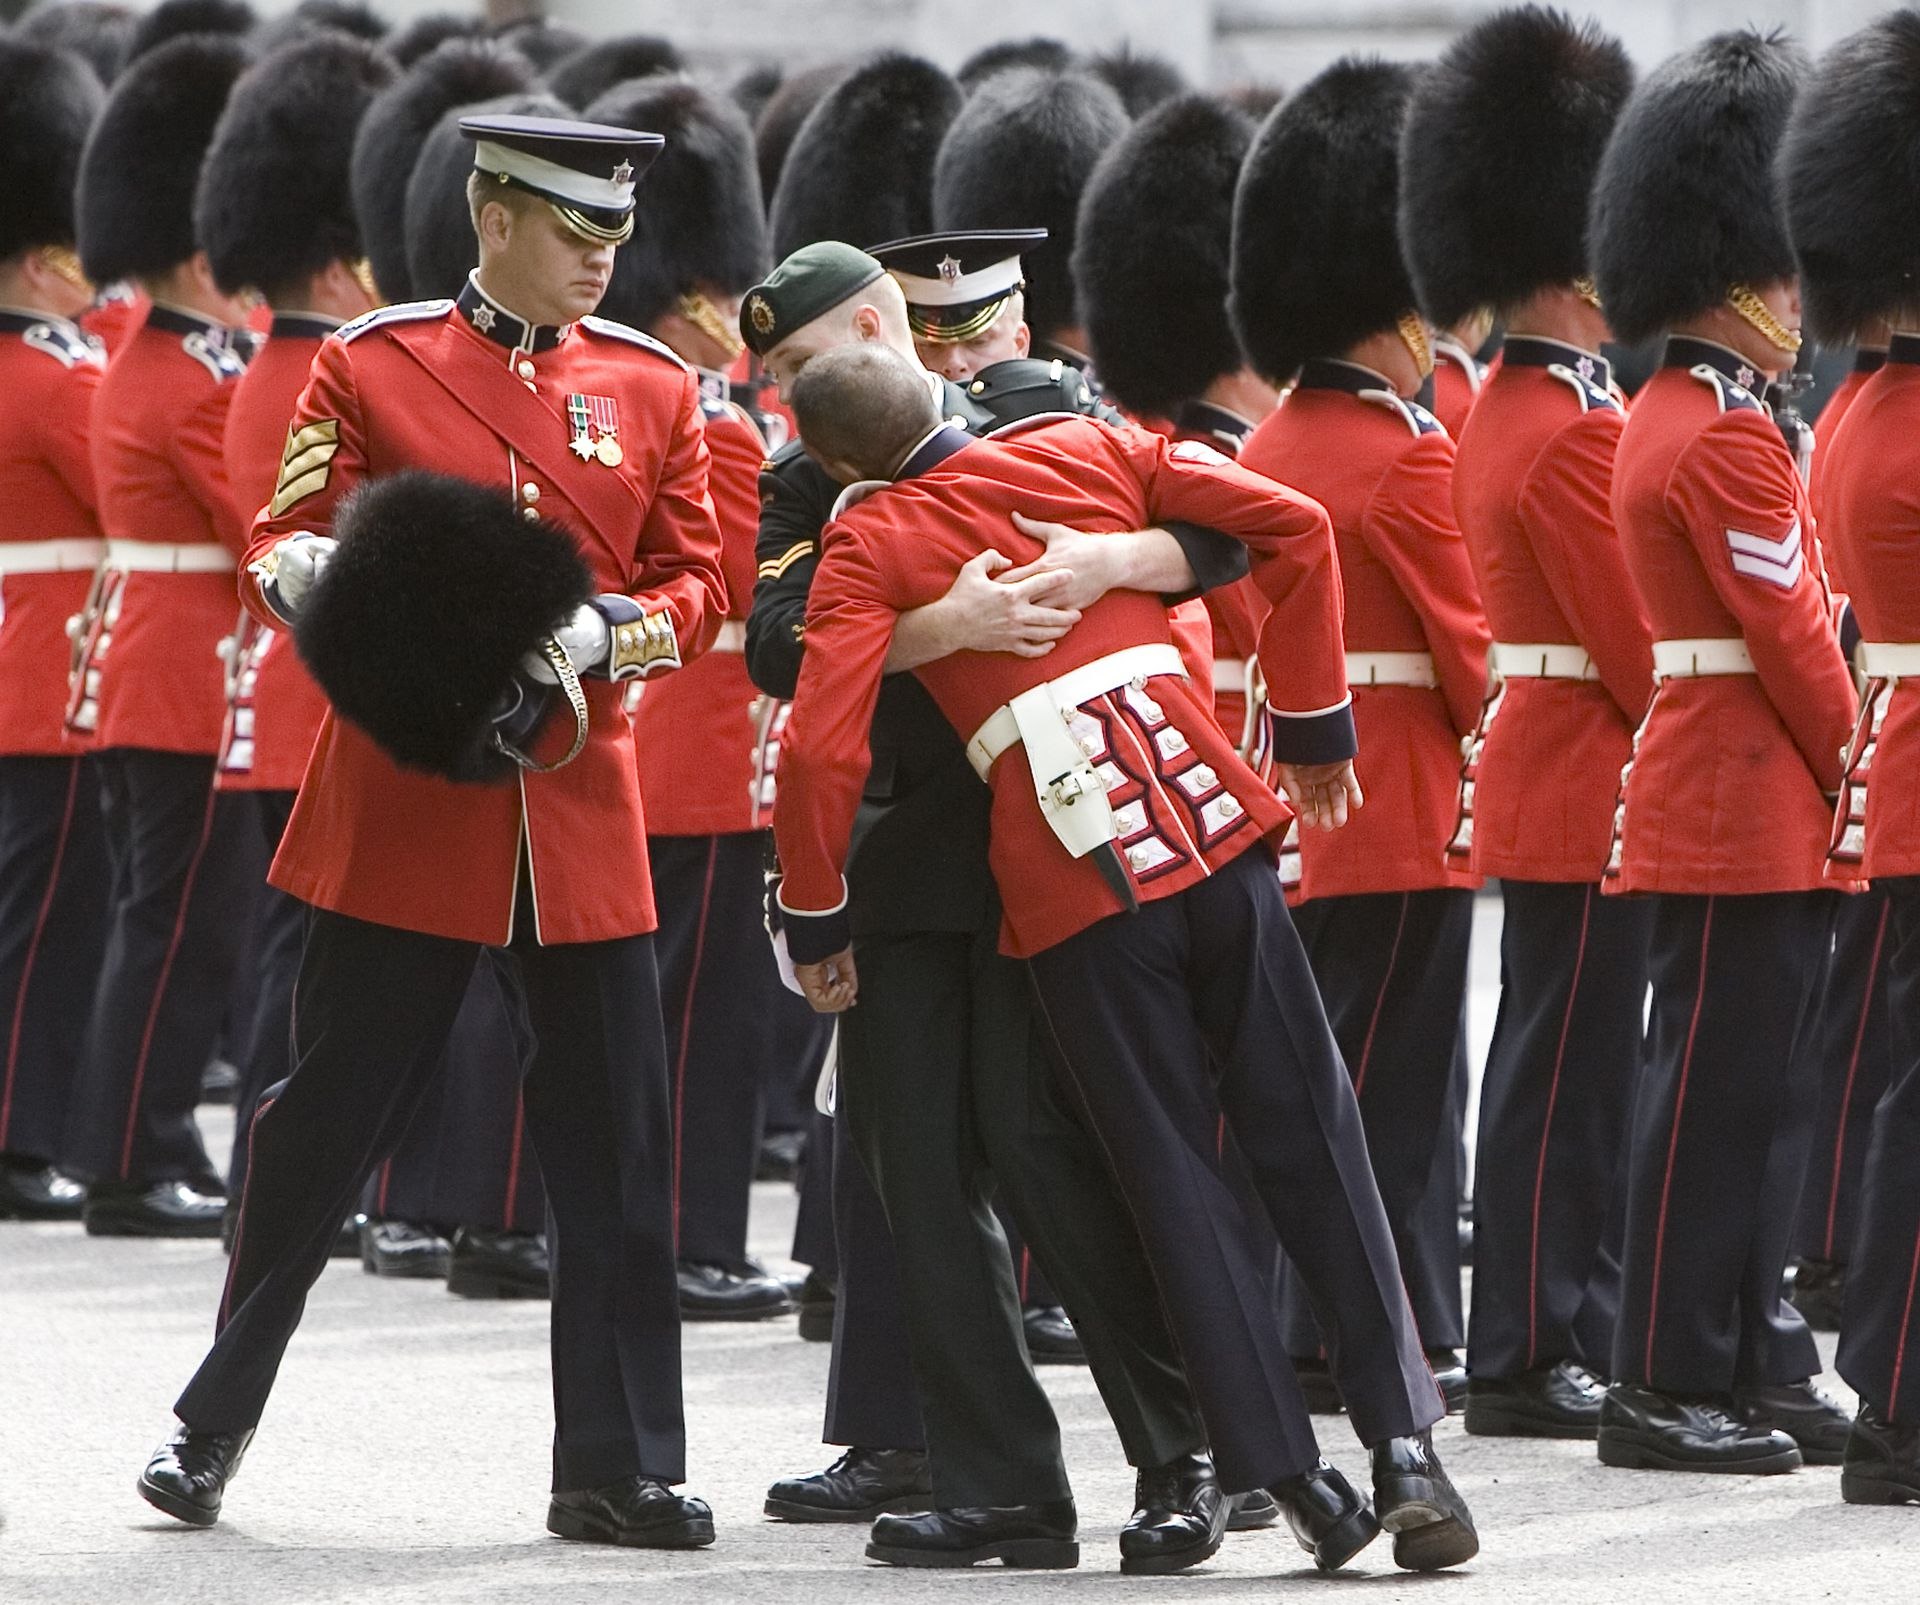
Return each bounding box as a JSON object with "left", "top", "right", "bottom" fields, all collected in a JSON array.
[
  {"left": 1397, "top": 311, "right": 1434, "bottom": 377},
  {"left": 350, "top": 258, "right": 380, "bottom": 302},
  {"left": 41, "top": 245, "right": 93, "bottom": 296},
  {"left": 496, "top": 637, "right": 590, "bottom": 774},
  {"left": 908, "top": 295, "right": 1011, "bottom": 346},
  {"left": 1727, "top": 284, "right": 1803, "bottom": 355},
  {"left": 1574, "top": 275, "right": 1604, "bottom": 311},
  {"left": 678, "top": 292, "right": 745, "bottom": 363},
  {"left": 550, "top": 201, "right": 634, "bottom": 247}
]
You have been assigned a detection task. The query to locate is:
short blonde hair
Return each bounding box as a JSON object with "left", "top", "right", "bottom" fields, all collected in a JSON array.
[{"left": 465, "top": 170, "right": 534, "bottom": 235}]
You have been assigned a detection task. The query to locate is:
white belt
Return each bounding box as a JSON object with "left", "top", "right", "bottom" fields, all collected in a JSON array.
[
  {"left": 1859, "top": 642, "right": 1920, "bottom": 678},
  {"left": 0, "top": 538, "right": 104, "bottom": 575},
  {"left": 966, "top": 643, "right": 1187, "bottom": 781},
  {"left": 105, "top": 539, "right": 236, "bottom": 574},
  {"left": 1345, "top": 650, "right": 1436, "bottom": 688},
  {"left": 1214, "top": 657, "right": 1249, "bottom": 686},
  {"left": 711, "top": 620, "right": 746, "bottom": 653},
  {"left": 1492, "top": 641, "right": 1599, "bottom": 681},
  {"left": 1652, "top": 638, "right": 1755, "bottom": 679}
]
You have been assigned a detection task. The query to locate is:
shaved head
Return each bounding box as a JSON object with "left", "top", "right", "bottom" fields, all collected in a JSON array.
[{"left": 791, "top": 342, "right": 941, "bottom": 484}]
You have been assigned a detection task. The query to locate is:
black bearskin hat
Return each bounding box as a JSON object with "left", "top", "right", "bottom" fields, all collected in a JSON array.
[
  {"left": 350, "top": 38, "right": 532, "bottom": 302},
  {"left": 404, "top": 90, "right": 567, "bottom": 300},
  {"left": 1590, "top": 29, "right": 1807, "bottom": 347},
  {"left": 488, "top": 18, "right": 583, "bottom": 73},
  {"left": 120, "top": 0, "right": 254, "bottom": 68},
  {"left": 730, "top": 64, "right": 783, "bottom": 128},
  {"left": 545, "top": 32, "right": 682, "bottom": 111},
  {"left": 933, "top": 68, "right": 1130, "bottom": 341},
  {"left": 753, "top": 60, "right": 846, "bottom": 203},
  {"left": 770, "top": 53, "right": 963, "bottom": 260},
  {"left": 384, "top": 12, "right": 481, "bottom": 71},
  {"left": 957, "top": 37, "right": 1074, "bottom": 92},
  {"left": 1782, "top": 10, "right": 1920, "bottom": 345},
  {"left": 1230, "top": 57, "right": 1419, "bottom": 382},
  {"left": 296, "top": 471, "right": 592, "bottom": 783},
  {"left": 0, "top": 39, "right": 106, "bottom": 259},
  {"left": 1400, "top": 6, "right": 1634, "bottom": 326},
  {"left": 76, "top": 33, "right": 250, "bottom": 284},
  {"left": 1075, "top": 94, "right": 1251, "bottom": 417},
  {"left": 586, "top": 76, "right": 769, "bottom": 331},
  {"left": 1089, "top": 45, "right": 1187, "bottom": 116},
  {"left": 15, "top": 3, "right": 134, "bottom": 86},
  {"left": 196, "top": 36, "right": 395, "bottom": 302},
  {"left": 256, "top": 0, "right": 387, "bottom": 52}
]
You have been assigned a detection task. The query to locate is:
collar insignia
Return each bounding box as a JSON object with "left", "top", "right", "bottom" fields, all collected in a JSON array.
[{"left": 470, "top": 303, "right": 496, "bottom": 334}]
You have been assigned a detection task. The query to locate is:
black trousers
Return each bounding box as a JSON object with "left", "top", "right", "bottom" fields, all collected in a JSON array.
[
  {"left": 1612, "top": 891, "right": 1832, "bottom": 1393},
  {"left": 1284, "top": 887, "right": 1474, "bottom": 1352},
  {"left": 0, "top": 755, "right": 109, "bottom": 1166},
  {"left": 1795, "top": 885, "right": 1894, "bottom": 1267},
  {"left": 1028, "top": 852, "right": 1438, "bottom": 1492},
  {"left": 1840, "top": 877, "right": 1920, "bottom": 1422},
  {"left": 176, "top": 905, "right": 686, "bottom": 1490},
  {"left": 64, "top": 750, "right": 262, "bottom": 1187},
  {"left": 790, "top": 1103, "right": 838, "bottom": 1275},
  {"left": 838, "top": 910, "right": 1205, "bottom": 1507},
  {"left": 1469, "top": 880, "right": 1652, "bottom": 1378},
  {"left": 227, "top": 793, "right": 299, "bottom": 1202}
]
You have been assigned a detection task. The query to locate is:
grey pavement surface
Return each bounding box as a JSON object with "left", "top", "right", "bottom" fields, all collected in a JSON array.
[{"left": 4, "top": 899, "right": 1916, "bottom": 1602}]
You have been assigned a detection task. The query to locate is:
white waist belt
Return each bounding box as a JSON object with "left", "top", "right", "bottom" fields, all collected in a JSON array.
[
  {"left": 966, "top": 643, "right": 1187, "bottom": 781},
  {"left": 1859, "top": 643, "right": 1920, "bottom": 678},
  {"left": 1345, "top": 650, "right": 1437, "bottom": 688},
  {"left": 1492, "top": 641, "right": 1599, "bottom": 680},
  {"left": 1652, "top": 637, "right": 1755, "bottom": 679},
  {"left": 711, "top": 620, "right": 746, "bottom": 653},
  {"left": 1214, "top": 656, "right": 1249, "bottom": 685},
  {"left": 106, "top": 539, "right": 236, "bottom": 574},
  {"left": 0, "top": 538, "right": 105, "bottom": 576}
]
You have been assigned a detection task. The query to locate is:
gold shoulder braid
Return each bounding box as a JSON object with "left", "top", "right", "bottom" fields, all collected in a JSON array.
[{"left": 495, "top": 637, "right": 590, "bottom": 773}]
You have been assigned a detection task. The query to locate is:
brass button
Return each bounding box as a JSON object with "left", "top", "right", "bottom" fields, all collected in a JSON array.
[
  {"left": 521, "top": 507, "right": 539, "bottom": 522},
  {"left": 517, "top": 360, "right": 536, "bottom": 379},
  {"left": 521, "top": 482, "right": 540, "bottom": 503}
]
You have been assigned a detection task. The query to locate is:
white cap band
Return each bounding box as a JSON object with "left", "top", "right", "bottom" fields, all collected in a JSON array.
[
  {"left": 890, "top": 257, "right": 1024, "bottom": 308},
  {"left": 473, "top": 139, "right": 635, "bottom": 212}
]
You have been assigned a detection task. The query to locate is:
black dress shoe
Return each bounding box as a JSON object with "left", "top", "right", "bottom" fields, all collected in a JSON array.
[
  {"left": 1270, "top": 1459, "right": 1381, "bottom": 1572},
  {"left": 1466, "top": 1360, "right": 1606, "bottom": 1439},
  {"left": 1735, "top": 1379, "right": 1851, "bottom": 1466},
  {"left": 867, "top": 1500, "right": 1078, "bottom": 1569},
  {"left": 1789, "top": 1257, "right": 1846, "bottom": 1331},
  {"left": 1371, "top": 1429, "right": 1479, "bottom": 1571},
  {"left": 1428, "top": 1349, "right": 1468, "bottom": 1413},
  {"left": 547, "top": 1475, "right": 714, "bottom": 1548},
  {"left": 85, "top": 1180, "right": 225, "bottom": 1238},
  {"left": 765, "top": 1447, "right": 933, "bottom": 1522},
  {"left": 678, "top": 1259, "right": 794, "bottom": 1321},
  {"left": 0, "top": 1160, "right": 84, "bottom": 1220},
  {"left": 1022, "top": 1303, "right": 1084, "bottom": 1365},
  {"left": 361, "top": 1216, "right": 454, "bottom": 1279},
  {"left": 1226, "top": 1487, "right": 1279, "bottom": 1531},
  {"left": 1597, "top": 1383, "right": 1801, "bottom": 1474},
  {"left": 446, "top": 1227, "right": 549, "bottom": 1299},
  {"left": 795, "top": 1270, "right": 836, "bottom": 1342},
  {"left": 1842, "top": 1403, "right": 1920, "bottom": 1506},
  {"left": 1292, "top": 1356, "right": 1345, "bottom": 1414},
  {"left": 1119, "top": 1451, "right": 1227, "bottom": 1575},
  {"left": 756, "top": 1128, "right": 805, "bottom": 1183},
  {"left": 137, "top": 1426, "right": 254, "bottom": 1526}
]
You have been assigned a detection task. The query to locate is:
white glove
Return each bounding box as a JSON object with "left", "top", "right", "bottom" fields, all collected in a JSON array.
[
  {"left": 265, "top": 535, "right": 337, "bottom": 615},
  {"left": 522, "top": 603, "right": 611, "bottom": 684}
]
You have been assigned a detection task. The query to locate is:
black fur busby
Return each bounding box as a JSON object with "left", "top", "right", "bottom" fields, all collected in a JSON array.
[
  {"left": 544, "top": 32, "right": 682, "bottom": 111},
  {"left": 15, "top": 3, "right": 135, "bottom": 86},
  {"left": 730, "top": 63, "right": 783, "bottom": 127},
  {"left": 957, "top": 37, "right": 1075, "bottom": 92},
  {"left": 753, "top": 60, "right": 846, "bottom": 204},
  {"left": 933, "top": 68, "right": 1130, "bottom": 342},
  {"left": 384, "top": 12, "right": 481, "bottom": 71},
  {"left": 257, "top": 0, "right": 388, "bottom": 51},
  {"left": 120, "top": 0, "right": 254, "bottom": 68},
  {"left": 350, "top": 38, "right": 533, "bottom": 301},
  {"left": 196, "top": 37, "right": 394, "bottom": 302},
  {"left": 488, "top": 19, "right": 584, "bottom": 73},
  {"left": 1230, "top": 57, "right": 1419, "bottom": 383},
  {"left": 1782, "top": 10, "right": 1920, "bottom": 345},
  {"left": 296, "top": 471, "right": 592, "bottom": 783},
  {"left": 76, "top": 33, "right": 250, "bottom": 285},
  {"left": 1075, "top": 94, "right": 1251, "bottom": 417},
  {"left": 1089, "top": 46, "right": 1187, "bottom": 116},
  {"left": 1400, "top": 7, "right": 1634, "bottom": 327},
  {"left": 586, "top": 77, "right": 769, "bottom": 331},
  {"left": 770, "top": 53, "right": 963, "bottom": 260},
  {"left": 0, "top": 39, "right": 105, "bottom": 259},
  {"left": 1589, "top": 30, "right": 1807, "bottom": 347},
  {"left": 404, "top": 90, "right": 567, "bottom": 300}
]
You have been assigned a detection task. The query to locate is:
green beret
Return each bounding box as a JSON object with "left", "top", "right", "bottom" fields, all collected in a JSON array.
[{"left": 739, "top": 240, "right": 887, "bottom": 355}]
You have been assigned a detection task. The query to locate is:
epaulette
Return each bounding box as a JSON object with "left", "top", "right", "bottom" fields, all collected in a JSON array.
[
  {"left": 1546, "top": 362, "right": 1621, "bottom": 415},
  {"left": 984, "top": 410, "right": 1082, "bottom": 442},
  {"left": 577, "top": 315, "right": 688, "bottom": 370},
  {"left": 336, "top": 299, "right": 453, "bottom": 344},
  {"left": 963, "top": 356, "right": 1098, "bottom": 415},
  {"left": 1689, "top": 364, "right": 1765, "bottom": 416},
  {"left": 20, "top": 320, "right": 103, "bottom": 371},
  {"left": 1360, "top": 387, "right": 1446, "bottom": 438},
  {"left": 181, "top": 329, "right": 248, "bottom": 383}
]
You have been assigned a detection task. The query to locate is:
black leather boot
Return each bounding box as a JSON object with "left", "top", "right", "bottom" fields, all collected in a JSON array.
[
  {"left": 547, "top": 1476, "right": 714, "bottom": 1548},
  {"left": 1270, "top": 1458, "right": 1381, "bottom": 1571},
  {"left": 1841, "top": 1403, "right": 1920, "bottom": 1506},
  {"left": 1118, "top": 1451, "right": 1227, "bottom": 1575},
  {"left": 1597, "top": 1383, "right": 1801, "bottom": 1474},
  {"left": 867, "top": 1500, "right": 1078, "bottom": 1569},
  {"left": 1466, "top": 1359, "right": 1606, "bottom": 1439},
  {"left": 1371, "top": 1429, "right": 1479, "bottom": 1570},
  {"left": 137, "top": 1426, "right": 254, "bottom": 1527},
  {"left": 763, "top": 1448, "right": 932, "bottom": 1522}
]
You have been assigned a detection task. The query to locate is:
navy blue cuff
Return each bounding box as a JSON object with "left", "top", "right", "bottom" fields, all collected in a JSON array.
[
  {"left": 783, "top": 905, "right": 852, "bottom": 965},
  {"left": 1266, "top": 698, "right": 1358, "bottom": 765},
  {"left": 1839, "top": 600, "right": 1863, "bottom": 665}
]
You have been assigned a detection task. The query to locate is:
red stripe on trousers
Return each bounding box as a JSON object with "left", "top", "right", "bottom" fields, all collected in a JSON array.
[
  {"left": 1824, "top": 898, "right": 1890, "bottom": 1257},
  {"left": 0, "top": 758, "right": 82, "bottom": 1145},
  {"left": 1352, "top": 893, "right": 1411, "bottom": 1098},
  {"left": 503, "top": 1096, "right": 527, "bottom": 1228},
  {"left": 1890, "top": 1228, "right": 1920, "bottom": 1419},
  {"left": 1528, "top": 884, "right": 1593, "bottom": 1367},
  {"left": 669, "top": 838, "right": 719, "bottom": 1250},
  {"left": 218, "top": 1091, "right": 278, "bottom": 1328}
]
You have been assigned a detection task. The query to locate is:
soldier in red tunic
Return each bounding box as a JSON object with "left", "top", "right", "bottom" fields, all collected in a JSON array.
[
  {"left": 138, "top": 113, "right": 726, "bottom": 1543},
  {"left": 1399, "top": 7, "right": 1648, "bottom": 1439},
  {"left": 1229, "top": 59, "right": 1491, "bottom": 1408},
  {"left": 1587, "top": 29, "right": 1858, "bottom": 1473},
  {"left": 0, "top": 40, "right": 111, "bottom": 1222},
  {"left": 1781, "top": 7, "right": 1920, "bottom": 1504}
]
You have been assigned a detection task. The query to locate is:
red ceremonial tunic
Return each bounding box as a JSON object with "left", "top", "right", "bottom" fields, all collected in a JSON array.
[
  {"left": 217, "top": 315, "right": 337, "bottom": 793},
  {"left": 1241, "top": 360, "right": 1489, "bottom": 899},
  {"left": 84, "top": 303, "right": 249, "bottom": 754},
  {"left": 1170, "top": 401, "right": 1264, "bottom": 747},
  {"left": 774, "top": 417, "right": 1350, "bottom": 960},
  {"left": 80, "top": 283, "right": 147, "bottom": 359},
  {"left": 1808, "top": 350, "right": 1882, "bottom": 593},
  {"left": 1607, "top": 339, "right": 1856, "bottom": 895},
  {"left": 1430, "top": 338, "right": 1485, "bottom": 439},
  {"left": 1451, "top": 337, "right": 1653, "bottom": 882},
  {"left": 242, "top": 284, "right": 726, "bottom": 946},
  {"left": 0, "top": 311, "right": 105, "bottom": 756}
]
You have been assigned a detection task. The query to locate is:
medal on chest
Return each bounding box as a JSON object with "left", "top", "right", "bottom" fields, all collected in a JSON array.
[{"left": 567, "top": 393, "right": 623, "bottom": 467}]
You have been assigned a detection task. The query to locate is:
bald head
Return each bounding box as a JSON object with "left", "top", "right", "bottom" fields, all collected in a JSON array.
[{"left": 791, "top": 343, "right": 942, "bottom": 485}]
